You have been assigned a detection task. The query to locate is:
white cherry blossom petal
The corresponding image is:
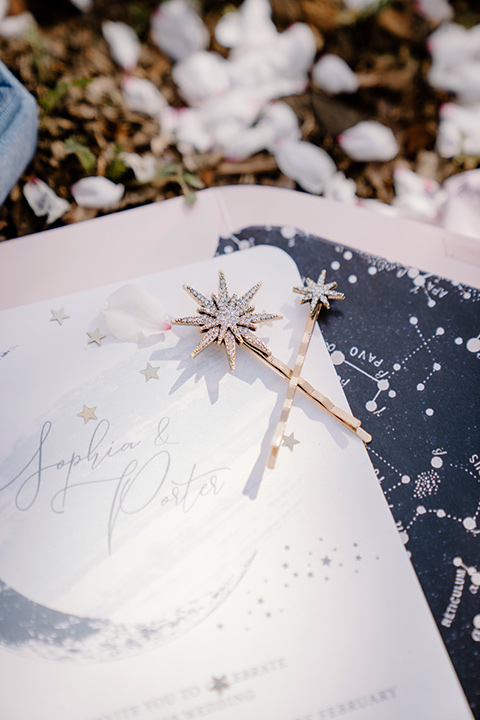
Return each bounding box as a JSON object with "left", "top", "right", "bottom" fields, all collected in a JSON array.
[
  {"left": 151, "top": 0, "right": 209, "bottom": 61},
  {"left": 102, "top": 285, "right": 171, "bottom": 343},
  {"left": 343, "top": 0, "right": 381, "bottom": 10},
  {"left": 215, "top": 0, "right": 277, "bottom": 52},
  {"left": 172, "top": 51, "right": 231, "bottom": 106},
  {"left": 0, "top": 0, "right": 9, "bottom": 21},
  {"left": 415, "top": 0, "right": 453, "bottom": 23},
  {"left": 392, "top": 194, "right": 444, "bottom": 224},
  {"left": 436, "top": 102, "right": 480, "bottom": 158},
  {"left": 427, "top": 22, "right": 478, "bottom": 71},
  {"left": 274, "top": 139, "right": 336, "bottom": 194},
  {"left": 393, "top": 166, "right": 440, "bottom": 198},
  {"left": 69, "top": 0, "right": 93, "bottom": 11},
  {"left": 324, "top": 172, "right": 357, "bottom": 204},
  {"left": 23, "top": 178, "right": 70, "bottom": 224},
  {"left": 175, "top": 108, "right": 214, "bottom": 154},
  {"left": 0, "top": 11, "right": 35, "bottom": 38},
  {"left": 121, "top": 76, "right": 168, "bottom": 117},
  {"left": 440, "top": 169, "right": 480, "bottom": 240},
  {"left": 71, "top": 177, "right": 125, "bottom": 209},
  {"left": 312, "top": 55, "right": 359, "bottom": 94},
  {"left": 357, "top": 198, "right": 401, "bottom": 217},
  {"left": 120, "top": 153, "right": 157, "bottom": 183},
  {"left": 428, "top": 61, "right": 480, "bottom": 104},
  {"left": 338, "top": 121, "right": 399, "bottom": 162},
  {"left": 102, "top": 21, "right": 141, "bottom": 72}
]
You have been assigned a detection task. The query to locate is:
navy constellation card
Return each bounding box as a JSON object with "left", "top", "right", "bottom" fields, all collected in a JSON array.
[{"left": 216, "top": 226, "right": 480, "bottom": 717}]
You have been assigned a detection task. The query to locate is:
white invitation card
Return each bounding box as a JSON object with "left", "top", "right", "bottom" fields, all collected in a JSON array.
[{"left": 0, "top": 246, "right": 472, "bottom": 719}]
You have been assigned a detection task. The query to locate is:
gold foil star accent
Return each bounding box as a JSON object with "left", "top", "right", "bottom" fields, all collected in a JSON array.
[
  {"left": 172, "top": 270, "right": 282, "bottom": 371},
  {"left": 140, "top": 362, "right": 160, "bottom": 382},
  {"left": 293, "top": 270, "right": 344, "bottom": 316},
  {"left": 50, "top": 307, "right": 70, "bottom": 325},
  {"left": 282, "top": 432, "right": 300, "bottom": 451},
  {"left": 87, "top": 328, "right": 106, "bottom": 346},
  {"left": 77, "top": 405, "right": 98, "bottom": 424},
  {"left": 210, "top": 676, "right": 229, "bottom": 695}
]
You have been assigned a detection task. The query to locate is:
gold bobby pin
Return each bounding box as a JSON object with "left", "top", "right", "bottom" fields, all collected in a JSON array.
[
  {"left": 171, "top": 270, "right": 371, "bottom": 446},
  {"left": 267, "top": 270, "right": 349, "bottom": 469}
]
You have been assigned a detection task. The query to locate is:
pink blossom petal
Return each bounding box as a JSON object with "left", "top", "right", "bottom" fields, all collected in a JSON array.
[
  {"left": 338, "top": 121, "right": 398, "bottom": 162},
  {"left": 174, "top": 108, "right": 214, "bottom": 154},
  {"left": 312, "top": 55, "right": 359, "bottom": 94},
  {"left": 0, "top": 11, "right": 34, "bottom": 38},
  {"left": 23, "top": 178, "right": 70, "bottom": 224},
  {"left": 274, "top": 139, "right": 336, "bottom": 194},
  {"left": 172, "top": 51, "right": 231, "bottom": 106},
  {"left": 151, "top": 0, "right": 209, "bottom": 62},
  {"left": 427, "top": 22, "right": 478, "bottom": 71},
  {"left": 357, "top": 199, "right": 401, "bottom": 218},
  {"left": 121, "top": 76, "right": 168, "bottom": 117},
  {"left": 102, "top": 21, "right": 141, "bottom": 72},
  {"left": 324, "top": 172, "right": 357, "bottom": 204},
  {"left": 392, "top": 194, "right": 444, "bottom": 224},
  {"left": 415, "top": 0, "right": 453, "bottom": 23},
  {"left": 440, "top": 169, "right": 480, "bottom": 240},
  {"left": 343, "top": 0, "right": 381, "bottom": 10},
  {"left": 393, "top": 166, "right": 440, "bottom": 198},
  {"left": 71, "top": 177, "right": 125, "bottom": 209},
  {"left": 275, "top": 23, "right": 316, "bottom": 80},
  {"left": 102, "top": 285, "right": 171, "bottom": 343},
  {"left": 428, "top": 61, "right": 480, "bottom": 104}
]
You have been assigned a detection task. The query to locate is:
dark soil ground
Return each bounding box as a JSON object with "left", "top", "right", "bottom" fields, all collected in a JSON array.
[{"left": 1, "top": 0, "right": 479, "bottom": 240}]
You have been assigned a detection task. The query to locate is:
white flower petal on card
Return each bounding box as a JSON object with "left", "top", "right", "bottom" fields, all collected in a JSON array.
[
  {"left": 151, "top": 0, "right": 209, "bottom": 61},
  {"left": 440, "top": 169, "right": 480, "bottom": 240},
  {"left": 312, "top": 55, "right": 359, "bottom": 94},
  {"left": 0, "top": 11, "right": 35, "bottom": 38},
  {"left": 172, "top": 51, "right": 231, "bottom": 107},
  {"left": 122, "top": 76, "right": 168, "bottom": 117},
  {"left": 102, "top": 285, "right": 171, "bottom": 343},
  {"left": 102, "top": 21, "right": 141, "bottom": 72},
  {"left": 71, "top": 177, "right": 125, "bottom": 209},
  {"left": 120, "top": 153, "right": 157, "bottom": 183},
  {"left": 215, "top": 0, "right": 277, "bottom": 52},
  {"left": 274, "top": 139, "right": 336, "bottom": 194},
  {"left": 324, "top": 172, "right": 357, "bottom": 204},
  {"left": 23, "top": 178, "right": 70, "bottom": 224},
  {"left": 415, "top": 0, "right": 453, "bottom": 23},
  {"left": 69, "top": 0, "right": 93, "bottom": 11},
  {"left": 338, "top": 121, "right": 399, "bottom": 161}
]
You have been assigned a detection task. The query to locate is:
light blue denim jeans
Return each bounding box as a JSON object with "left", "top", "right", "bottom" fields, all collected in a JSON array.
[{"left": 0, "top": 60, "right": 38, "bottom": 205}]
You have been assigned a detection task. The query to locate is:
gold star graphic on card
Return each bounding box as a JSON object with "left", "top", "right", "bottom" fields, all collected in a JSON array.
[
  {"left": 87, "top": 328, "right": 106, "bottom": 346},
  {"left": 210, "top": 676, "right": 229, "bottom": 695},
  {"left": 293, "top": 270, "right": 344, "bottom": 316},
  {"left": 172, "top": 270, "right": 281, "bottom": 371},
  {"left": 282, "top": 432, "right": 300, "bottom": 452},
  {"left": 77, "top": 405, "right": 98, "bottom": 423},
  {"left": 140, "top": 362, "right": 160, "bottom": 382},
  {"left": 50, "top": 307, "right": 70, "bottom": 325}
]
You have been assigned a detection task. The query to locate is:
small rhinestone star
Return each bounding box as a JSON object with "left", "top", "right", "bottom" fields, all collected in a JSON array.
[
  {"left": 172, "top": 270, "right": 282, "bottom": 371},
  {"left": 293, "top": 270, "right": 344, "bottom": 316}
]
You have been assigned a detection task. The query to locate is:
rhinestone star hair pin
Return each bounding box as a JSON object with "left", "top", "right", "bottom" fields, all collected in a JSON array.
[{"left": 172, "top": 270, "right": 371, "bottom": 452}]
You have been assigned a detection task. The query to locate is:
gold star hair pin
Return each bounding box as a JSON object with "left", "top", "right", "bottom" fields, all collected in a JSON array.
[{"left": 172, "top": 270, "right": 371, "bottom": 450}]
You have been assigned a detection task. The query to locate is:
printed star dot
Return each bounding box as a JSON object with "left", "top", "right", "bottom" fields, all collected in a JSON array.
[
  {"left": 210, "top": 676, "right": 229, "bottom": 695},
  {"left": 356, "top": 555, "right": 362, "bottom": 561},
  {"left": 266, "top": 612, "right": 272, "bottom": 618},
  {"left": 257, "top": 598, "right": 264, "bottom": 604},
  {"left": 321, "top": 556, "right": 332, "bottom": 566},
  {"left": 293, "top": 270, "right": 344, "bottom": 316},
  {"left": 50, "top": 307, "right": 69, "bottom": 325},
  {"left": 307, "top": 572, "right": 314, "bottom": 578},
  {"left": 140, "top": 362, "right": 160, "bottom": 382},
  {"left": 87, "top": 328, "right": 106, "bottom": 346},
  {"left": 282, "top": 432, "right": 300, "bottom": 452},
  {"left": 77, "top": 405, "right": 97, "bottom": 424}
]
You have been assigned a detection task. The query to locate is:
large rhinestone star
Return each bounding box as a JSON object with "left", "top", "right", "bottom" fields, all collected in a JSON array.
[
  {"left": 172, "top": 270, "right": 282, "bottom": 371},
  {"left": 293, "top": 270, "right": 344, "bottom": 316}
]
